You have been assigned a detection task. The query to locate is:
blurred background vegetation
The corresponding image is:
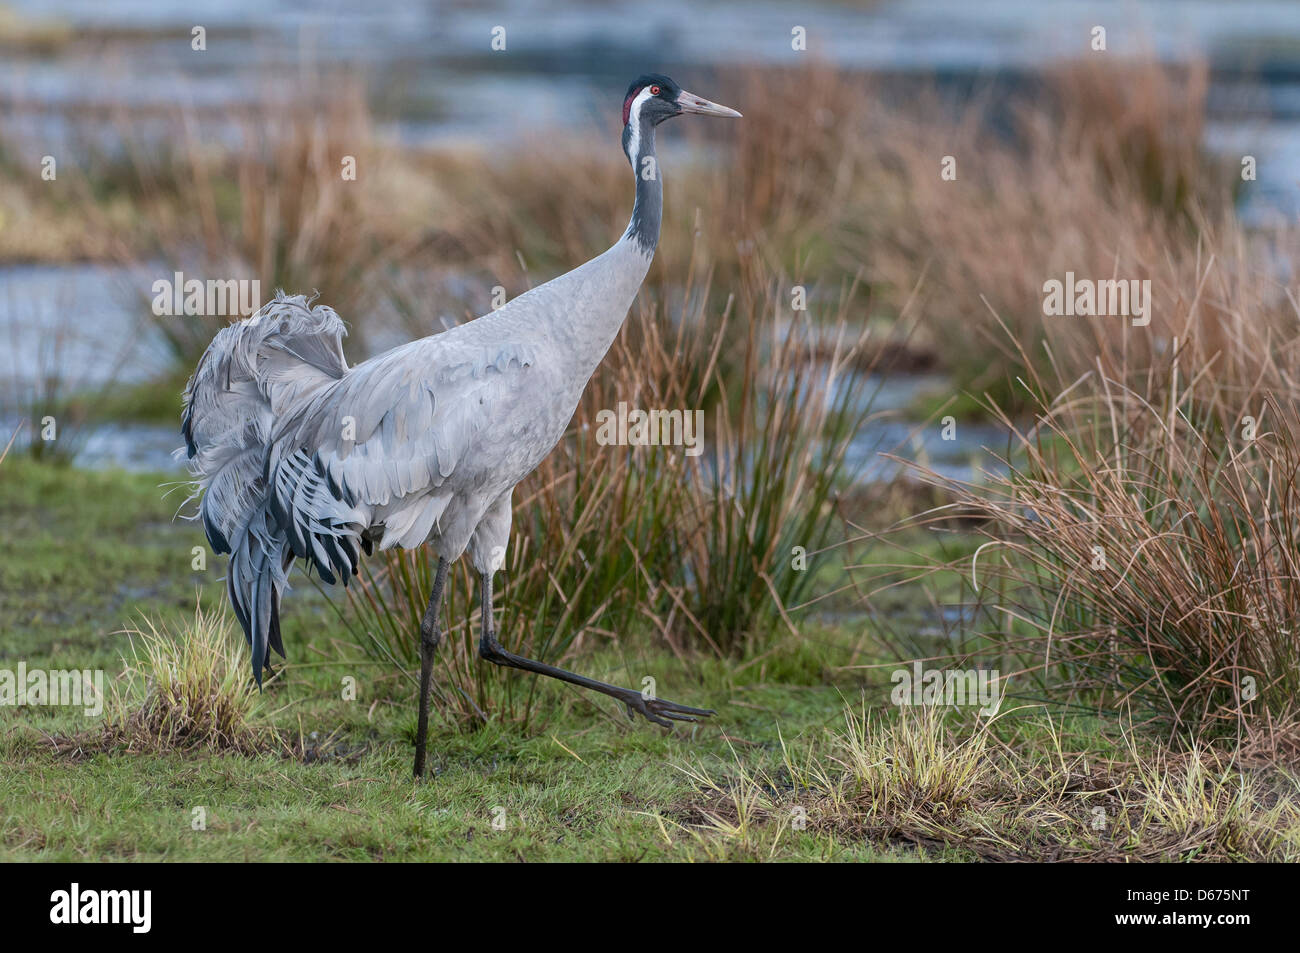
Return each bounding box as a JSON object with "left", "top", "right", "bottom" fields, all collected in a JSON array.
[{"left": 4, "top": 1, "right": 1300, "bottom": 860}]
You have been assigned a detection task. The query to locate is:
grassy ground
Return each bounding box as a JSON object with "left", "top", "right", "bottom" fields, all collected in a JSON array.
[
  {"left": 0, "top": 458, "right": 882, "bottom": 861},
  {"left": 4, "top": 53, "right": 1298, "bottom": 861},
  {"left": 4, "top": 459, "right": 1298, "bottom": 862}
]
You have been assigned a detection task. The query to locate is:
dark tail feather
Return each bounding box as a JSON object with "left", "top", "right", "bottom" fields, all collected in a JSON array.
[
  {"left": 228, "top": 508, "right": 290, "bottom": 688},
  {"left": 227, "top": 568, "right": 250, "bottom": 643},
  {"left": 268, "top": 585, "right": 285, "bottom": 660},
  {"left": 250, "top": 568, "right": 272, "bottom": 687},
  {"left": 267, "top": 547, "right": 294, "bottom": 661}
]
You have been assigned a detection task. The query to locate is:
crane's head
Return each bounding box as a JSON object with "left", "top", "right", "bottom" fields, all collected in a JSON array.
[{"left": 622, "top": 74, "right": 741, "bottom": 164}]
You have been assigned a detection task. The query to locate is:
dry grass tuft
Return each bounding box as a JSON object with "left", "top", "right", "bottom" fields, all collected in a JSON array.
[
  {"left": 97, "top": 605, "right": 276, "bottom": 755},
  {"left": 848, "top": 56, "right": 1300, "bottom": 745},
  {"left": 665, "top": 704, "right": 1300, "bottom": 862},
  {"left": 912, "top": 324, "right": 1300, "bottom": 737}
]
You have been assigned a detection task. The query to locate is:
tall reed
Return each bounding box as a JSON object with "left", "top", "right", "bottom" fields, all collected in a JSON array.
[{"left": 915, "top": 261, "right": 1300, "bottom": 735}]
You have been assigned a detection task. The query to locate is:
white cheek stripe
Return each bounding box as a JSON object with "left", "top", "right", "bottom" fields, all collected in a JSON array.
[{"left": 625, "top": 86, "right": 654, "bottom": 163}]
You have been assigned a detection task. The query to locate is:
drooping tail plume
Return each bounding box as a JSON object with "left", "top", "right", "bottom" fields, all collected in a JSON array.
[{"left": 181, "top": 293, "right": 351, "bottom": 683}]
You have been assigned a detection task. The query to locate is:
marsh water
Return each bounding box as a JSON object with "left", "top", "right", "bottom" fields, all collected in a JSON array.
[{"left": 4, "top": 0, "right": 1300, "bottom": 473}]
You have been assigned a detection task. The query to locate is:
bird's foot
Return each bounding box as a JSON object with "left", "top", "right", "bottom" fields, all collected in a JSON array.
[
  {"left": 617, "top": 689, "right": 715, "bottom": 728},
  {"left": 477, "top": 634, "right": 714, "bottom": 728}
]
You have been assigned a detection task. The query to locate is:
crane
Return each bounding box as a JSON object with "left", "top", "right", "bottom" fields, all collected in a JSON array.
[{"left": 181, "top": 74, "right": 741, "bottom": 776}]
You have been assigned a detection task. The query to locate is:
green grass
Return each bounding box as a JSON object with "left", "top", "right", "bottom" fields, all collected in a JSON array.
[
  {"left": 90, "top": 369, "right": 192, "bottom": 425},
  {"left": 0, "top": 457, "right": 213, "bottom": 664},
  {"left": 0, "top": 458, "right": 880, "bottom": 860},
  {"left": 4, "top": 459, "right": 1297, "bottom": 862},
  {"left": 4, "top": 678, "right": 916, "bottom": 862}
]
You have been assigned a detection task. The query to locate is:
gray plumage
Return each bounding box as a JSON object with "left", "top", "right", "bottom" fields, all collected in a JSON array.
[
  {"left": 181, "top": 75, "right": 740, "bottom": 771},
  {"left": 185, "top": 238, "right": 650, "bottom": 680}
]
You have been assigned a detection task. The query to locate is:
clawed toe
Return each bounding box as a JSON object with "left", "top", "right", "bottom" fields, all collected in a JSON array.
[
  {"left": 473, "top": 629, "right": 715, "bottom": 732},
  {"left": 622, "top": 691, "right": 716, "bottom": 728}
]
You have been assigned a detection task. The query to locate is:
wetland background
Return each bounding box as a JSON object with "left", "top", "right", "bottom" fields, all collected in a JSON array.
[{"left": 3, "top": 1, "right": 1300, "bottom": 861}]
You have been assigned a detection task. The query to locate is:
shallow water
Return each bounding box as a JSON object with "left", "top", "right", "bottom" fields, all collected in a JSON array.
[
  {"left": 2, "top": 0, "right": 1294, "bottom": 473},
  {"left": 5, "top": 0, "right": 1300, "bottom": 179},
  {"left": 1, "top": 420, "right": 184, "bottom": 472},
  {"left": 0, "top": 264, "right": 173, "bottom": 391}
]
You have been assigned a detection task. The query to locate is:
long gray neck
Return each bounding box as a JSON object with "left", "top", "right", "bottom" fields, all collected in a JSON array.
[
  {"left": 490, "top": 118, "right": 661, "bottom": 396},
  {"left": 621, "top": 120, "right": 661, "bottom": 255}
]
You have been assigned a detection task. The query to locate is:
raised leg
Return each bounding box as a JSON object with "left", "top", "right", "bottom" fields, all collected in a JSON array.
[
  {"left": 475, "top": 572, "right": 714, "bottom": 727},
  {"left": 413, "top": 556, "right": 450, "bottom": 778}
]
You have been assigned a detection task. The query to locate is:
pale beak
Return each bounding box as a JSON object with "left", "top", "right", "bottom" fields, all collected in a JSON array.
[{"left": 675, "top": 89, "right": 742, "bottom": 119}]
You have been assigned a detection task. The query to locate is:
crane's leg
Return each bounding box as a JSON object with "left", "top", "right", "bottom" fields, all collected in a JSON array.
[
  {"left": 476, "top": 572, "right": 714, "bottom": 727},
  {"left": 413, "top": 556, "right": 450, "bottom": 778}
]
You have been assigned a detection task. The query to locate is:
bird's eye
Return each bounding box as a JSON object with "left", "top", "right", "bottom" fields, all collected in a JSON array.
[{"left": 650, "top": 85, "right": 661, "bottom": 95}]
